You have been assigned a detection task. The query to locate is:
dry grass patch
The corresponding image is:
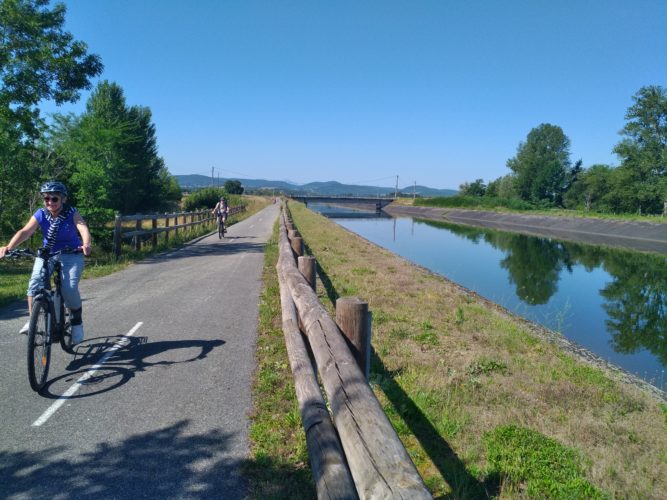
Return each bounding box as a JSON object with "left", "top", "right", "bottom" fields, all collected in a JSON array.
[{"left": 288, "top": 201, "right": 667, "bottom": 499}]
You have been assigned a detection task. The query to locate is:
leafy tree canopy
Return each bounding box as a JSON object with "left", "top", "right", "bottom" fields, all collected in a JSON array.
[
  {"left": 0, "top": 0, "right": 102, "bottom": 140},
  {"left": 506, "top": 123, "right": 573, "bottom": 206},
  {"left": 49, "top": 81, "right": 181, "bottom": 220},
  {"left": 611, "top": 85, "right": 667, "bottom": 214},
  {"left": 0, "top": 0, "right": 101, "bottom": 236},
  {"left": 224, "top": 179, "right": 244, "bottom": 195},
  {"left": 459, "top": 178, "right": 486, "bottom": 197}
]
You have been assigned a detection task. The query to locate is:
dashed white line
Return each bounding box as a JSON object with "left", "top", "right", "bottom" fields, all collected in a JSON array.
[{"left": 32, "top": 322, "right": 143, "bottom": 427}]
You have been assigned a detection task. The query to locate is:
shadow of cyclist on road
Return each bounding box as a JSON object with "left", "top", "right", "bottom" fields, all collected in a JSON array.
[{"left": 39, "top": 336, "right": 225, "bottom": 399}]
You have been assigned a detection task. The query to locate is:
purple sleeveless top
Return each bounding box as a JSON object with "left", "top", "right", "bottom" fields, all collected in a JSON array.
[{"left": 33, "top": 206, "right": 82, "bottom": 252}]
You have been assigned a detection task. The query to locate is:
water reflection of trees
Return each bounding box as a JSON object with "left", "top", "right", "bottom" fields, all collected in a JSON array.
[
  {"left": 600, "top": 252, "right": 667, "bottom": 365},
  {"left": 417, "top": 219, "right": 667, "bottom": 364}
]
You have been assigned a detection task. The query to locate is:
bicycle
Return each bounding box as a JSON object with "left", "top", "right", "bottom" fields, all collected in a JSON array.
[
  {"left": 217, "top": 213, "right": 227, "bottom": 239},
  {"left": 7, "top": 247, "right": 82, "bottom": 392}
]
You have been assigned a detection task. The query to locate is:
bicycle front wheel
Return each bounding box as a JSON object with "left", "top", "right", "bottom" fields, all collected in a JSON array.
[
  {"left": 218, "top": 220, "right": 224, "bottom": 239},
  {"left": 27, "top": 299, "right": 52, "bottom": 392}
]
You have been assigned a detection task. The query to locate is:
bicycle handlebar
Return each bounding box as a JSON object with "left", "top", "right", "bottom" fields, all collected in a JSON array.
[{"left": 4, "top": 247, "right": 84, "bottom": 259}]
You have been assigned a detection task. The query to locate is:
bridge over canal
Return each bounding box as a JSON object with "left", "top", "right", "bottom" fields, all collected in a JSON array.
[{"left": 289, "top": 195, "right": 394, "bottom": 213}]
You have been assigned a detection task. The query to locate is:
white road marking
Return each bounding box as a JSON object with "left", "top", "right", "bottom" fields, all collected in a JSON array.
[{"left": 32, "top": 322, "right": 143, "bottom": 427}]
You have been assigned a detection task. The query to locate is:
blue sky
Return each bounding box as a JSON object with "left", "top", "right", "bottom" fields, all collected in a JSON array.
[{"left": 44, "top": 0, "right": 667, "bottom": 190}]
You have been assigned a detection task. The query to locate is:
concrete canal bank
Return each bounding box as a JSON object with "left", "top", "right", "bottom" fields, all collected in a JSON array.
[{"left": 384, "top": 204, "right": 667, "bottom": 255}]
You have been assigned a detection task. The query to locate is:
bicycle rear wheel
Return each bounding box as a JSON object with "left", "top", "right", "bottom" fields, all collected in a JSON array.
[{"left": 27, "top": 299, "right": 52, "bottom": 392}]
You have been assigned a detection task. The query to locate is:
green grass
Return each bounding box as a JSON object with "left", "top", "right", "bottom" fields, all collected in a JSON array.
[
  {"left": 281, "top": 201, "right": 667, "bottom": 498},
  {"left": 484, "top": 425, "right": 606, "bottom": 498}
]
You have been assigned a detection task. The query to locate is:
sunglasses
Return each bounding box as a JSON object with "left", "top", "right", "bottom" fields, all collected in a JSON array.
[{"left": 42, "top": 196, "right": 60, "bottom": 203}]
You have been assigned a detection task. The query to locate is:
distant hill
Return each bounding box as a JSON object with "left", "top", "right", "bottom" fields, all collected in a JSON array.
[{"left": 175, "top": 174, "right": 457, "bottom": 198}]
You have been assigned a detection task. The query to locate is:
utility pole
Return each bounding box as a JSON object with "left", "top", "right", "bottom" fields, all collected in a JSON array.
[
  {"left": 211, "top": 166, "right": 214, "bottom": 186},
  {"left": 413, "top": 181, "right": 416, "bottom": 200},
  {"left": 395, "top": 175, "right": 399, "bottom": 199}
]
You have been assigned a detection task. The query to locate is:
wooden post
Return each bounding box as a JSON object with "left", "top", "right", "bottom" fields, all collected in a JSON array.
[
  {"left": 298, "top": 255, "right": 316, "bottom": 292},
  {"left": 152, "top": 218, "right": 158, "bottom": 249},
  {"left": 165, "top": 216, "right": 170, "bottom": 244},
  {"left": 291, "top": 236, "right": 304, "bottom": 257},
  {"left": 133, "top": 219, "right": 141, "bottom": 251},
  {"left": 113, "top": 215, "right": 122, "bottom": 258},
  {"left": 336, "top": 298, "right": 372, "bottom": 381}
]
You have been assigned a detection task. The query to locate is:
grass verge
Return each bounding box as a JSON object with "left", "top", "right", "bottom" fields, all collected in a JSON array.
[
  {"left": 251, "top": 201, "right": 666, "bottom": 498},
  {"left": 244, "top": 220, "right": 315, "bottom": 499}
]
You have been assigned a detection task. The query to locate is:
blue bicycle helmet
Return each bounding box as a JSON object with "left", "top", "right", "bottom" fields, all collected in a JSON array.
[{"left": 40, "top": 181, "right": 68, "bottom": 196}]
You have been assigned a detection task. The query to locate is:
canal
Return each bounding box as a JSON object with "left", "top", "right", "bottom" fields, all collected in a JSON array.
[{"left": 310, "top": 204, "right": 667, "bottom": 392}]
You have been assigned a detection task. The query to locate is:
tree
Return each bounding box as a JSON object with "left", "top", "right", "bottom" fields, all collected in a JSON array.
[
  {"left": 0, "top": 0, "right": 102, "bottom": 140},
  {"left": 486, "top": 174, "right": 516, "bottom": 200},
  {"left": 0, "top": 0, "right": 102, "bottom": 236},
  {"left": 563, "top": 164, "right": 613, "bottom": 211},
  {"left": 506, "top": 123, "right": 573, "bottom": 206},
  {"left": 49, "top": 81, "right": 181, "bottom": 221},
  {"left": 611, "top": 86, "right": 667, "bottom": 214},
  {"left": 224, "top": 179, "right": 244, "bottom": 195},
  {"left": 459, "top": 178, "right": 486, "bottom": 197}
]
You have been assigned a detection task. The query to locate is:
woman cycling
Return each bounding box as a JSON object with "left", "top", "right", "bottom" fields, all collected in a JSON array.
[
  {"left": 212, "top": 196, "right": 229, "bottom": 226},
  {"left": 0, "top": 181, "right": 92, "bottom": 344}
]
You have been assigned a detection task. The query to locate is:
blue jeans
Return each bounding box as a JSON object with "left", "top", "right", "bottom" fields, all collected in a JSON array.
[{"left": 27, "top": 253, "right": 84, "bottom": 310}]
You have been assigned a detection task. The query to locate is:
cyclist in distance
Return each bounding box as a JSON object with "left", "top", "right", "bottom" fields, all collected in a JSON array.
[
  {"left": 212, "top": 196, "right": 229, "bottom": 227},
  {"left": 0, "top": 181, "right": 92, "bottom": 344}
]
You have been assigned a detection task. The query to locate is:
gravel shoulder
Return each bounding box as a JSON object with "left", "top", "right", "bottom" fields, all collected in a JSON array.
[{"left": 385, "top": 205, "right": 667, "bottom": 255}]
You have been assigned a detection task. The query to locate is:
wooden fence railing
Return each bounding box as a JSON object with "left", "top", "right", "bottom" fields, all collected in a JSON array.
[
  {"left": 277, "top": 202, "right": 431, "bottom": 499},
  {"left": 112, "top": 205, "right": 246, "bottom": 257}
]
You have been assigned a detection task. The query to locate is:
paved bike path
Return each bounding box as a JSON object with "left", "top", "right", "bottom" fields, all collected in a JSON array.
[{"left": 0, "top": 203, "right": 280, "bottom": 499}]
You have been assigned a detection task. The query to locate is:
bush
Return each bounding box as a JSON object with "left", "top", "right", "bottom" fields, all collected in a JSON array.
[
  {"left": 183, "top": 187, "right": 228, "bottom": 211},
  {"left": 416, "top": 195, "right": 535, "bottom": 211}
]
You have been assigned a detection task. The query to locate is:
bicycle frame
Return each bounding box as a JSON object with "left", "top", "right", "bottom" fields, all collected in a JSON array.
[{"left": 33, "top": 249, "right": 68, "bottom": 339}]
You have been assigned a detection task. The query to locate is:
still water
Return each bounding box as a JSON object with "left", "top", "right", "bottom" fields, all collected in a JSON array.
[{"left": 310, "top": 204, "right": 667, "bottom": 392}]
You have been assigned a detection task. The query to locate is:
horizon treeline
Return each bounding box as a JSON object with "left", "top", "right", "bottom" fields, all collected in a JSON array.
[{"left": 457, "top": 85, "right": 667, "bottom": 215}]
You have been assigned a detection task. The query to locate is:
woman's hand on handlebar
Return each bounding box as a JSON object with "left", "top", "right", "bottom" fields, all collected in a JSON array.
[{"left": 80, "top": 244, "right": 92, "bottom": 256}]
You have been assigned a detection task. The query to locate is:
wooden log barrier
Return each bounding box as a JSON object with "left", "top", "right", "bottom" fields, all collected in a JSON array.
[
  {"left": 278, "top": 211, "right": 431, "bottom": 499},
  {"left": 278, "top": 269, "right": 358, "bottom": 500}
]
